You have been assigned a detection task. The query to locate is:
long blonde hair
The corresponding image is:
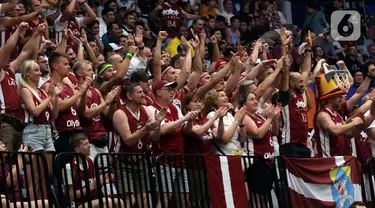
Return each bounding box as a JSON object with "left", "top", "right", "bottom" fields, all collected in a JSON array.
[{"left": 18, "top": 60, "right": 52, "bottom": 109}]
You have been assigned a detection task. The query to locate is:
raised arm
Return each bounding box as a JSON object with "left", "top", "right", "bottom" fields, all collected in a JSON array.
[
  {"left": 60, "top": 0, "right": 77, "bottom": 23},
  {"left": 180, "top": 9, "right": 201, "bottom": 20},
  {"left": 99, "top": 46, "right": 137, "bottom": 95},
  {"left": 347, "top": 66, "right": 374, "bottom": 112},
  {"left": 186, "top": 33, "right": 202, "bottom": 91},
  {"left": 254, "top": 58, "right": 283, "bottom": 100},
  {"left": 175, "top": 37, "right": 192, "bottom": 90},
  {"left": 153, "top": 31, "right": 167, "bottom": 83},
  {"left": 301, "top": 31, "right": 313, "bottom": 84},
  {"left": 79, "top": 0, "right": 96, "bottom": 25},
  {"left": 10, "top": 23, "right": 44, "bottom": 73},
  {"left": 0, "top": 22, "right": 25, "bottom": 70},
  {"left": 0, "top": 9, "right": 40, "bottom": 28},
  {"left": 0, "top": 0, "right": 17, "bottom": 14}
]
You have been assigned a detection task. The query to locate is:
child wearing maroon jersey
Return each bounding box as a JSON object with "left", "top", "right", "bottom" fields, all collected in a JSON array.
[{"left": 66, "top": 134, "right": 123, "bottom": 208}]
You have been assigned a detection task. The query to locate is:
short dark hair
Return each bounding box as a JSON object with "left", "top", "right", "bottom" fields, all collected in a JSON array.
[
  {"left": 349, "top": 202, "right": 367, "bottom": 208},
  {"left": 230, "top": 16, "right": 239, "bottom": 23},
  {"left": 104, "top": 0, "right": 116, "bottom": 8},
  {"left": 121, "top": 82, "right": 140, "bottom": 101},
  {"left": 87, "top": 19, "right": 100, "bottom": 30},
  {"left": 107, "top": 21, "right": 119, "bottom": 32},
  {"left": 135, "top": 20, "right": 145, "bottom": 28},
  {"left": 124, "top": 10, "right": 136, "bottom": 19},
  {"left": 48, "top": 52, "right": 69, "bottom": 72},
  {"left": 216, "top": 15, "right": 226, "bottom": 22},
  {"left": 102, "top": 8, "right": 114, "bottom": 17},
  {"left": 69, "top": 133, "right": 88, "bottom": 149}
]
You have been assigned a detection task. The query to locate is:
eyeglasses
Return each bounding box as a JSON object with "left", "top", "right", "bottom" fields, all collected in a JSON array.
[{"left": 159, "top": 88, "right": 174, "bottom": 92}]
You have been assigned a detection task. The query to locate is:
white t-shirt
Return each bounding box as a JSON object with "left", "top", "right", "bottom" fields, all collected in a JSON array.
[
  {"left": 364, "top": 110, "right": 375, "bottom": 156},
  {"left": 54, "top": 15, "right": 84, "bottom": 43},
  {"left": 207, "top": 111, "right": 242, "bottom": 155}
]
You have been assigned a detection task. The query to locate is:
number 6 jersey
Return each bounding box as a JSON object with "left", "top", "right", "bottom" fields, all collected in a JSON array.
[{"left": 52, "top": 83, "right": 81, "bottom": 137}]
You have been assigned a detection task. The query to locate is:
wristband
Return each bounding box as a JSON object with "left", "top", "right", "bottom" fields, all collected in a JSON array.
[
  {"left": 139, "top": 46, "right": 145, "bottom": 50},
  {"left": 367, "top": 74, "right": 374, "bottom": 79},
  {"left": 305, "top": 49, "right": 312, "bottom": 52},
  {"left": 239, "top": 124, "right": 245, "bottom": 128},
  {"left": 126, "top": 55, "right": 133, "bottom": 60}
]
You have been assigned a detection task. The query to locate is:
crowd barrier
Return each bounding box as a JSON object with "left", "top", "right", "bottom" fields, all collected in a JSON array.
[{"left": 3, "top": 152, "right": 375, "bottom": 207}]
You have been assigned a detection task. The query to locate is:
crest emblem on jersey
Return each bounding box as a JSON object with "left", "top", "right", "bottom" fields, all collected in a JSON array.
[
  {"left": 330, "top": 166, "right": 354, "bottom": 208},
  {"left": 296, "top": 100, "right": 306, "bottom": 109},
  {"left": 162, "top": 8, "right": 179, "bottom": 16}
]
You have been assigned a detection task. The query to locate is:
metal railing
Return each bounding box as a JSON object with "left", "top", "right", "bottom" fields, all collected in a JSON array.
[{"left": 4, "top": 152, "right": 375, "bottom": 208}]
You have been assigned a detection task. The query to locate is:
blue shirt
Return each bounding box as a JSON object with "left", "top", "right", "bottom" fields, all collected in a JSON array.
[
  {"left": 346, "top": 84, "right": 371, "bottom": 107},
  {"left": 303, "top": 11, "right": 327, "bottom": 35},
  {"left": 101, "top": 33, "right": 117, "bottom": 46}
]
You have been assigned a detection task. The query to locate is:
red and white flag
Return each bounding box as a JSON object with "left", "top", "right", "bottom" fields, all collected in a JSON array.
[
  {"left": 286, "top": 156, "right": 362, "bottom": 208},
  {"left": 204, "top": 155, "right": 247, "bottom": 208}
]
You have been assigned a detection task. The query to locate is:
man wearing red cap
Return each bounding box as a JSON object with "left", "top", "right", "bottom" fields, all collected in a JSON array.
[{"left": 148, "top": 79, "right": 198, "bottom": 206}]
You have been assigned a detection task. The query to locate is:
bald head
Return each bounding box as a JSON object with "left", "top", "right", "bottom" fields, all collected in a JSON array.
[
  {"left": 107, "top": 54, "right": 123, "bottom": 69},
  {"left": 289, "top": 72, "right": 305, "bottom": 94}
]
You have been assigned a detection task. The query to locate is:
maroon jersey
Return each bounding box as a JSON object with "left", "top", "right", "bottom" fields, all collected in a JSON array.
[
  {"left": 245, "top": 114, "right": 275, "bottom": 162},
  {"left": 52, "top": 84, "right": 80, "bottom": 136},
  {"left": 315, "top": 108, "right": 352, "bottom": 157},
  {"left": 69, "top": 157, "right": 97, "bottom": 206},
  {"left": 25, "top": 17, "right": 44, "bottom": 37},
  {"left": 106, "top": 97, "right": 124, "bottom": 153},
  {"left": 80, "top": 88, "right": 106, "bottom": 142},
  {"left": 118, "top": 105, "right": 150, "bottom": 163},
  {"left": 281, "top": 92, "right": 308, "bottom": 146},
  {"left": 144, "top": 92, "right": 153, "bottom": 106},
  {"left": 67, "top": 72, "right": 78, "bottom": 87},
  {"left": 0, "top": 70, "right": 24, "bottom": 120},
  {"left": 150, "top": 103, "right": 184, "bottom": 166},
  {"left": 354, "top": 131, "right": 372, "bottom": 165},
  {"left": 160, "top": 3, "right": 182, "bottom": 38},
  {"left": 182, "top": 117, "right": 213, "bottom": 155},
  {"left": 0, "top": 26, "right": 18, "bottom": 60},
  {"left": 23, "top": 89, "right": 52, "bottom": 124},
  {"left": 55, "top": 17, "right": 82, "bottom": 52}
]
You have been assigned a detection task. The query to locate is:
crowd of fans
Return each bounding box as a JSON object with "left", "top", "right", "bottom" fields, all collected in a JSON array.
[{"left": 0, "top": 0, "right": 373, "bottom": 206}]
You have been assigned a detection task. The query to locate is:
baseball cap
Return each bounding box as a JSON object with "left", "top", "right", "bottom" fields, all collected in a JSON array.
[
  {"left": 152, "top": 80, "right": 177, "bottom": 94},
  {"left": 130, "top": 71, "right": 154, "bottom": 82},
  {"left": 215, "top": 60, "right": 227, "bottom": 71},
  {"left": 108, "top": 43, "right": 123, "bottom": 51}
]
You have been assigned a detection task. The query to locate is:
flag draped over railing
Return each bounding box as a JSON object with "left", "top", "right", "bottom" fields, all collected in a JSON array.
[
  {"left": 285, "top": 156, "right": 362, "bottom": 208},
  {"left": 204, "top": 155, "right": 248, "bottom": 208}
]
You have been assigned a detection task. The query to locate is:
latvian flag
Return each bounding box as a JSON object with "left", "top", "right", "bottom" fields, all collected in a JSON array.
[
  {"left": 205, "top": 156, "right": 248, "bottom": 208},
  {"left": 286, "top": 156, "right": 362, "bottom": 208}
]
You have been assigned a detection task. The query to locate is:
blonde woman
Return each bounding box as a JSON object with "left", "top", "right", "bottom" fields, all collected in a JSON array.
[
  {"left": 19, "top": 60, "right": 63, "bottom": 199},
  {"left": 203, "top": 89, "right": 247, "bottom": 155}
]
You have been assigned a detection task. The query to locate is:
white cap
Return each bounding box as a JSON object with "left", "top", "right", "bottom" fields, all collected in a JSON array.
[{"left": 108, "top": 43, "right": 123, "bottom": 51}]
